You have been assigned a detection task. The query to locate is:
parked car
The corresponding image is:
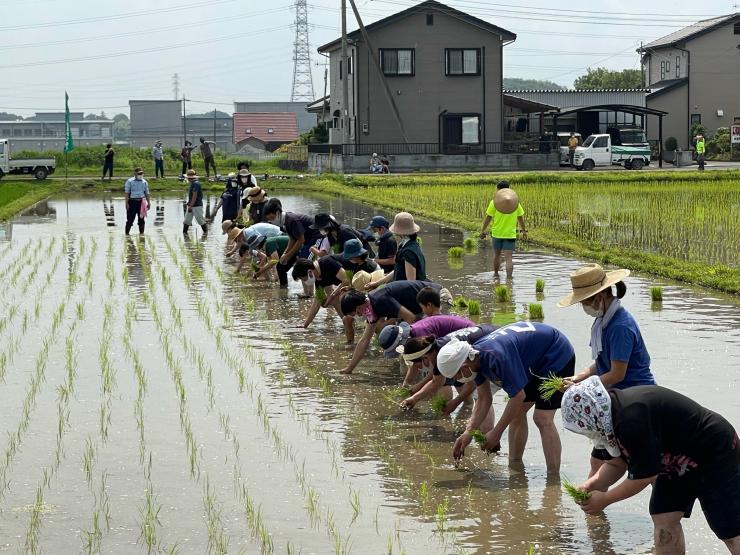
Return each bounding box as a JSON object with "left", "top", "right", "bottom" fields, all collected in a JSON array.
[{"left": 0, "top": 139, "right": 56, "bottom": 180}]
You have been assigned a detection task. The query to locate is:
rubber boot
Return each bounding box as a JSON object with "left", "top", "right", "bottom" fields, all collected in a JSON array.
[
  {"left": 139, "top": 221, "right": 145, "bottom": 234},
  {"left": 183, "top": 224, "right": 190, "bottom": 234},
  {"left": 201, "top": 224, "right": 208, "bottom": 235}
]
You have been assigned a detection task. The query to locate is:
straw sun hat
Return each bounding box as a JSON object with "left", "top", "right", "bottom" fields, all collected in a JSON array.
[
  {"left": 351, "top": 269, "right": 385, "bottom": 291},
  {"left": 389, "top": 212, "right": 420, "bottom": 235},
  {"left": 227, "top": 227, "right": 243, "bottom": 243},
  {"left": 493, "top": 188, "right": 520, "bottom": 214},
  {"left": 557, "top": 264, "right": 630, "bottom": 307}
]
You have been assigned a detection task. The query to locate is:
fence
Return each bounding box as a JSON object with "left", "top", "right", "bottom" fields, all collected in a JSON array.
[{"left": 308, "top": 140, "right": 558, "bottom": 156}]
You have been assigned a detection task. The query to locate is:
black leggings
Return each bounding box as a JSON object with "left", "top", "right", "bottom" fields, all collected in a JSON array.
[
  {"left": 181, "top": 159, "right": 192, "bottom": 176},
  {"left": 102, "top": 160, "right": 113, "bottom": 178},
  {"left": 126, "top": 198, "right": 146, "bottom": 234}
]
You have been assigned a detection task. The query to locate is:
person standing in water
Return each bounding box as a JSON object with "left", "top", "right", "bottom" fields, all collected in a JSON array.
[
  {"left": 124, "top": 167, "right": 151, "bottom": 235},
  {"left": 478, "top": 181, "right": 526, "bottom": 280},
  {"left": 182, "top": 169, "right": 208, "bottom": 235},
  {"left": 102, "top": 143, "right": 114, "bottom": 181}
]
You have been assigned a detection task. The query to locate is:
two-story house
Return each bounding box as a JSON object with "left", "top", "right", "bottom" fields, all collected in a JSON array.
[
  {"left": 639, "top": 13, "right": 740, "bottom": 149},
  {"left": 317, "top": 0, "right": 515, "bottom": 154}
]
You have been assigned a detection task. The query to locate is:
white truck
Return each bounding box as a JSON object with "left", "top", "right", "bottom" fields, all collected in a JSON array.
[
  {"left": 0, "top": 139, "right": 56, "bottom": 180},
  {"left": 573, "top": 133, "right": 651, "bottom": 171}
]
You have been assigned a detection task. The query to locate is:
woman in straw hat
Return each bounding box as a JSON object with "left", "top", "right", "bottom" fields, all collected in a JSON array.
[
  {"left": 558, "top": 264, "right": 656, "bottom": 475},
  {"left": 478, "top": 181, "right": 526, "bottom": 280},
  {"left": 245, "top": 184, "right": 268, "bottom": 224},
  {"left": 560, "top": 377, "right": 740, "bottom": 553},
  {"left": 365, "top": 211, "right": 426, "bottom": 291}
]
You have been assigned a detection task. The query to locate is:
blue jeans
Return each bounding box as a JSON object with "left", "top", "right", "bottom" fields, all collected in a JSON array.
[{"left": 154, "top": 159, "right": 164, "bottom": 178}]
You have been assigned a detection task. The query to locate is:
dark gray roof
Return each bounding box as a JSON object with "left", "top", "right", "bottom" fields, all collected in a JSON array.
[
  {"left": 503, "top": 89, "right": 648, "bottom": 93},
  {"left": 646, "top": 78, "right": 688, "bottom": 99},
  {"left": 318, "top": 0, "right": 515, "bottom": 53},
  {"left": 640, "top": 13, "right": 740, "bottom": 50}
]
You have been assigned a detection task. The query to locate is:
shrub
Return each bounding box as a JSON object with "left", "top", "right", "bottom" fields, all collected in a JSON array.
[{"left": 664, "top": 137, "right": 678, "bottom": 151}]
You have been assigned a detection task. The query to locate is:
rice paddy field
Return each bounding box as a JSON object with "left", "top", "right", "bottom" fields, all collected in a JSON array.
[
  {"left": 313, "top": 172, "right": 740, "bottom": 293},
  {"left": 0, "top": 191, "right": 738, "bottom": 554}
]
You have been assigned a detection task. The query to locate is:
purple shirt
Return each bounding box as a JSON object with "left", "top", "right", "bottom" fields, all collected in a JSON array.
[{"left": 410, "top": 315, "right": 475, "bottom": 339}]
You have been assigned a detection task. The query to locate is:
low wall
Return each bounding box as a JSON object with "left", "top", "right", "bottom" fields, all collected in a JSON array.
[{"left": 309, "top": 152, "right": 559, "bottom": 173}]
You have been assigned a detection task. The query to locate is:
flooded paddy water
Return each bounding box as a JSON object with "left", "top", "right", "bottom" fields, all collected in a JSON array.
[{"left": 0, "top": 191, "right": 738, "bottom": 554}]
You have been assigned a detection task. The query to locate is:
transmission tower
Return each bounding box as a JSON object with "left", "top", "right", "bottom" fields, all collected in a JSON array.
[{"left": 291, "top": 0, "right": 315, "bottom": 102}]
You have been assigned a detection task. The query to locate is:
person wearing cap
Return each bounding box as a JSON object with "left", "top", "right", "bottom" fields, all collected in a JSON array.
[
  {"left": 180, "top": 141, "right": 194, "bottom": 178},
  {"left": 199, "top": 137, "right": 218, "bottom": 181},
  {"left": 238, "top": 232, "right": 288, "bottom": 281},
  {"left": 338, "top": 280, "right": 450, "bottom": 374},
  {"left": 365, "top": 212, "right": 426, "bottom": 290},
  {"left": 367, "top": 215, "right": 397, "bottom": 274},
  {"left": 152, "top": 141, "right": 165, "bottom": 179},
  {"left": 211, "top": 174, "right": 242, "bottom": 223},
  {"left": 263, "top": 199, "right": 322, "bottom": 283},
  {"left": 102, "top": 143, "right": 114, "bottom": 181},
  {"left": 479, "top": 181, "right": 526, "bottom": 280},
  {"left": 558, "top": 263, "right": 656, "bottom": 475},
  {"left": 245, "top": 185, "right": 268, "bottom": 224},
  {"left": 561, "top": 377, "right": 739, "bottom": 553},
  {"left": 182, "top": 169, "right": 208, "bottom": 235},
  {"left": 124, "top": 168, "right": 151, "bottom": 235},
  {"left": 378, "top": 314, "right": 474, "bottom": 385},
  {"left": 437, "top": 322, "right": 575, "bottom": 473}
]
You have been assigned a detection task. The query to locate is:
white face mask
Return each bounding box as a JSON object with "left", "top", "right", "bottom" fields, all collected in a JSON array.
[
  {"left": 135, "top": 174, "right": 143, "bottom": 180},
  {"left": 306, "top": 270, "right": 316, "bottom": 286},
  {"left": 456, "top": 366, "right": 478, "bottom": 384},
  {"left": 319, "top": 229, "right": 329, "bottom": 236},
  {"left": 582, "top": 298, "right": 604, "bottom": 318}
]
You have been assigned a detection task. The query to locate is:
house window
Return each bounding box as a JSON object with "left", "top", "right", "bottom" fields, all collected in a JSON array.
[
  {"left": 691, "top": 114, "right": 702, "bottom": 125},
  {"left": 267, "top": 128, "right": 274, "bottom": 134},
  {"left": 380, "top": 49, "right": 414, "bottom": 76},
  {"left": 446, "top": 49, "right": 481, "bottom": 75},
  {"left": 461, "top": 116, "right": 480, "bottom": 144},
  {"left": 348, "top": 55, "right": 353, "bottom": 74},
  {"left": 426, "top": 13, "right": 434, "bottom": 25},
  {"left": 245, "top": 128, "right": 252, "bottom": 134},
  {"left": 339, "top": 60, "right": 342, "bottom": 80},
  {"left": 734, "top": 22, "right": 740, "bottom": 34},
  {"left": 675, "top": 56, "right": 680, "bottom": 78}
]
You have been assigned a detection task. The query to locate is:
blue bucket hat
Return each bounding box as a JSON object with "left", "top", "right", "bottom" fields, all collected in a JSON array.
[
  {"left": 369, "top": 215, "right": 390, "bottom": 229},
  {"left": 246, "top": 233, "right": 265, "bottom": 251},
  {"left": 342, "top": 238, "right": 367, "bottom": 259},
  {"left": 378, "top": 322, "right": 412, "bottom": 358}
]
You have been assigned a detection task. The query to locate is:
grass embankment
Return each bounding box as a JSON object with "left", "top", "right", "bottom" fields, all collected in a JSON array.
[
  {"left": 272, "top": 171, "right": 740, "bottom": 294},
  {"left": 0, "top": 181, "right": 60, "bottom": 221}
]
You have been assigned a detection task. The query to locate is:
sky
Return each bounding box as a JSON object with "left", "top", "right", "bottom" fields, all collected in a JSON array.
[{"left": 0, "top": 0, "right": 736, "bottom": 118}]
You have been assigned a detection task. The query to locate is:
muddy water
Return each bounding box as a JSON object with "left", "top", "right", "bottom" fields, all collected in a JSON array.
[{"left": 0, "top": 192, "right": 738, "bottom": 554}]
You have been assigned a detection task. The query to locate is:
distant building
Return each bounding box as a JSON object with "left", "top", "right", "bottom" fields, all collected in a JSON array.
[
  {"left": 234, "top": 102, "right": 314, "bottom": 134},
  {"left": 233, "top": 113, "right": 299, "bottom": 152},
  {"left": 639, "top": 13, "right": 740, "bottom": 148},
  {"left": 129, "top": 100, "right": 182, "bottom": 148},
  {"left": 0, "top": 112, "right": 113, "bottom": 151},
  {"left": 183, "top": 112, "right": 234, "bottom": 153}
]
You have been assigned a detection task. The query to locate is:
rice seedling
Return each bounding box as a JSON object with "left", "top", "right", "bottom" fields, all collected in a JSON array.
[
  {"left": 349, "top": 488, "right": 361, "bottom": 524},
  {"left": 315, "top": 285, "right": 327, "bottom": 304},
  {"left": 453, "top": 297, "right": 468, "bottom": 308},
  {"left": 384, "top": 386, "right": 412, "bottom": 402},
  {"left": 430, "top": 394, "right": 448, "bottom": 416},
  {"left": 562, "top": 476, "right": 590, "bottom": 503},
  {"left": 538, "top": 372, "right": 566, "bottom": 401},
  {"left": 528, "top": 303, "right": 544, "bottom": 320},
  {"left": 651, "top": 286, "right": 663, "bottom": 302},
  {"left": 470, "top": 429, "right": 487, "bottom": 445},
  {"left": 463, "top": 237, "right": 478, "bottom": 251},
  {"left": 419, "top": 481, "right": 428, "bottom": 505},
  {"left": 535, "top": 279, "right": 545, "bottom": 293},
  {"left": 494, "top": 284, "right": 510, "bottom": 302},
  {"left": 467, "top": 299, "right": 481, "bottom": 316},
  {"left": 448, "top": 246, "right": 464, "bottom": 258},
  {"left": 435, "top": 498, "right": 449, "bottom": 533}
]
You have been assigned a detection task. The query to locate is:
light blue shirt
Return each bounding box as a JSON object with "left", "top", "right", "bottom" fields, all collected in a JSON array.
[
  {"left": 243, "top": 222, "right": 282, "bottom": 241},
  {"left": 124, "top": 177, "right": 149, "bottom": 199}
]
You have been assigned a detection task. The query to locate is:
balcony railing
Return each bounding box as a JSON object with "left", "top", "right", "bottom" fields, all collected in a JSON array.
[{"left": 308, "top": 140, "right": 558, "bottom": 156}]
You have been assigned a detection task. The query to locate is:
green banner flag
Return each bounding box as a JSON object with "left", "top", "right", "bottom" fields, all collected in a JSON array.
[{"left": 64, "top": 91, "right": 74, "bottom": 153}]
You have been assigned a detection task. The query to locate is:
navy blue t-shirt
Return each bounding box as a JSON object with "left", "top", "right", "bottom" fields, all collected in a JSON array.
[
  {"left": 188, "top": 180, "right": 203, "bottom": 207},
  {"left": 368, "top": 280, "right": 439, "bottom": 319},
  {"left": 317, "top": 254, "right": 345, "bottom": 287},
  {"left": 377, "top": 232, "right": 398, "bottom": 273},
  {"left": 595, "top": 307, "right": 655, "bottom": 389},
  {"left": 284, "top": 212, "right": 321, "bottom": 243},
  {"left": 474, "top": 322, "right": 575, "bottom": 397},
  {"left": 220, "top": 186, "right": 240, "bottom": 220}
]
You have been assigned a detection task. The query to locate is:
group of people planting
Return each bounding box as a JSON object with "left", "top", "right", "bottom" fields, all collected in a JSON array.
[{"left": 124, "top": 168, "right": 739, "bottom": 553}]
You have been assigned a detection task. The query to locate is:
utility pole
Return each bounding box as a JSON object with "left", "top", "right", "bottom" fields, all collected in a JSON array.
[
  {"left": 213, "top": 109, "right": 217, "bottom": 152},
  {"left": 172, "top": 73, "right": 180, "bottom": 100},
  {"left": 341, "top": 0, "right": 350, "bottom": 143},
  {"left": 182, "top": 96, "right": 187, "bottom": 147}
]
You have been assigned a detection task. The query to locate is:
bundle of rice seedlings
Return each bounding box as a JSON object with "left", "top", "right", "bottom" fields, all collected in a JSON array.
[
  {"left": 467, "top": 299, "right": 481, "bottom": 316},
  {"left": 384, "top": 386, "right": 412, "bottom": 402},
  {"left": 528, "top": 303, "right": 544, "bottom": 320},
  {"left": 650, "top": 286, "right": 663, "bottom": 302},
  {"left": 494, "top": 285, "right": 510, "bottom": 302},
  {"left": 250, "top": 262, "right": 260, "bottom": 273},
  {"left": 538, "top": 372, "right": 566, "bottom": 401},
  {"left": 315, "top": 285, "right": 327, "bottom": 304},
  {"left": 535, "top": 279, "right": 545, "bottom": 293},
  {"left": 453, "top": 297, "right": 469, "bottom": 308},
  {"left": 470, "top": 429, "right": 486, "bottom": 445},
  {"left": 448, "top": 246, "right": 464, "bottom": 258},
  {"left": 562, "top": 477, "right": 590, "bottom": 502},
  {"left": 463, "top": 237, "right": 478, "bottom": 251},
  {"left": 345, "top": 270, "right": 355, "bottom": 283},
  {"left": 430, "top": 394, "right": 448, "bottom": 416}
]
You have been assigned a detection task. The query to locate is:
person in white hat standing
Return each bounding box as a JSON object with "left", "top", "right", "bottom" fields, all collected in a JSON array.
[
  {"left": 478, "top": 181, "right": 526, "bottom": 280},
  {"left": 437, "top": 322, "right": 575, "bottom": 473},
  {"left": 558, "top": 263, "right": 656, "bottom": 476}
]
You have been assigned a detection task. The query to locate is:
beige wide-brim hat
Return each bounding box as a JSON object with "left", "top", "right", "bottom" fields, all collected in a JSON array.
[
  {"left": 557, "top": 264, "right": 630, "bottom": 307},
  {"left": 238, "top": 169, "right": 251, "bottom": 177},
  {"left": 227, "top": 227, "right": 243, "bottom": 243},
  {"left": 351, "top": 269, "right": 385, "bottom": 291},
  {"left": 389, "top": 212, "right": 420, "bottom": 235},
  {"left": 493, "top": 189, "right": 520, "bottom": 214},
  {"left": 246, "top": 186, "right": 266, "bottom": 202},
  {"left": 221, "top": 220, "right": 233, "bottom": 235}
]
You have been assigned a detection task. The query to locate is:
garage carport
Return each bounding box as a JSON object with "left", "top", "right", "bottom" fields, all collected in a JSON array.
[{"left": 549, "top": 104, "right": 668, "bottom": 168}]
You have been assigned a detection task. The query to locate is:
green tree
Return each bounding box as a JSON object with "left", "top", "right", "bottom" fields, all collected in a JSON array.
[
  {"left": 503, "top": 77, "right": 565, "bottom": 90},
  {"left": 573, "top": 67, "right": 642, "bottom": 90},
  {"left": 112, "top": 113, "right": 130, "bottom": 141},
  {"left": 0, "top": 112, "right": 23, "bottom": 121}
]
